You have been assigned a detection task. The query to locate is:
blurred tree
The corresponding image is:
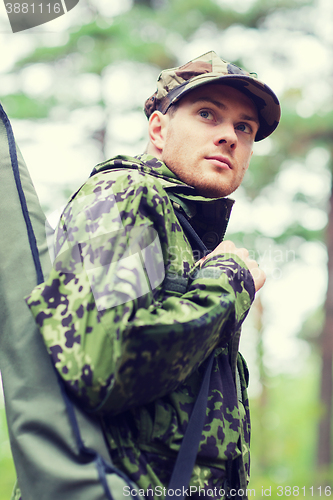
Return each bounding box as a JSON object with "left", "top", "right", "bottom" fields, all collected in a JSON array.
[
  {"left": 278, "top": 116, "right": 333, "bottom": 486},
  {"left": 318, "top": 184, "right": 333, "bottom": 482}
]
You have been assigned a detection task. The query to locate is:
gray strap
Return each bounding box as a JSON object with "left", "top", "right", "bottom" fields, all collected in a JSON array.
[
  {"left": 163, "top": 275, "right": 188, "bottom": 295},
  {"left": 236, "top": 367, "right": 243, "bottom": 403}
]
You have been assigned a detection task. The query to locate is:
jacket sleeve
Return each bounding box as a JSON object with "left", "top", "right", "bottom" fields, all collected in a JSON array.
[{"left": 26, "top": 169, "right": 255, "bottom": 415}]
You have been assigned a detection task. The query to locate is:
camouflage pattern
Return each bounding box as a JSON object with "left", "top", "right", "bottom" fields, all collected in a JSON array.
[
  {"left": 144, "top": 51, "right": 281, "bottom": 142},
  {"left": 26, "top": 154, "right": 255, "bottom": 498}
]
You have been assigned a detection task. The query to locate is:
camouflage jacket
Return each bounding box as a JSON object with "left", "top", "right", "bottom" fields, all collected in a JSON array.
[{"left": 26, "top": 154, "right": 255, "bottom": 498}]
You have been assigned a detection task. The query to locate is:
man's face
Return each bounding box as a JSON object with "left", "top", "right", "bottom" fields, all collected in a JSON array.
[{"left": 156, "top": 83, "right": 259, "bottom": 198}]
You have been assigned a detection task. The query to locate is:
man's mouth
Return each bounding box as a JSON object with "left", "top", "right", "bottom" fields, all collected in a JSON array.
[{"left": 205, "top": 156, "right": 232, "bottom": 169}]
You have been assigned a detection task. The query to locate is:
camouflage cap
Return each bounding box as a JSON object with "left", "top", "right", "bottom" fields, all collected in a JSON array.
[{"left": 144, "top": 51, "right": 281, "bottom": 141}]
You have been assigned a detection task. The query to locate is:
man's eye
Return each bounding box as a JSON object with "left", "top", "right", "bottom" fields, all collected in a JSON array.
[
  {"left": 236, "top": 123, "right": 252, "bottom": 134},
  {"left": 199, "top": 110, "right": 213, "bottom": 120}
]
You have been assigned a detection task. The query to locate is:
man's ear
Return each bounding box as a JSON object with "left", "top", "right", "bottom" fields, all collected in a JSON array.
[{"left": 148, "top": 111, "right": 169, "bottom": 154}]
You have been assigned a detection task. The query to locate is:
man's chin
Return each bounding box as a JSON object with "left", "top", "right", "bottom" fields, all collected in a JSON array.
[{"left": 195, "top": 183, "right": 236, "bottom": 199}]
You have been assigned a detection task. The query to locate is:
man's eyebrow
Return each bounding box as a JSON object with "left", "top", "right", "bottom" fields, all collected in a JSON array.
[
  {"left": 193, "top": 96, "right": 259, "bottom": 125},
  {"left": 193, "top": 97, "right": 227, "bottom": 110},
  {"left": 240, "top": 113, "right": 260, "bottom": 126}
]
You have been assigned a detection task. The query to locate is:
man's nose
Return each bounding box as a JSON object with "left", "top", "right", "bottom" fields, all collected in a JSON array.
[{"left": 214, "top": 123, "right": 237, "bottom": 149}]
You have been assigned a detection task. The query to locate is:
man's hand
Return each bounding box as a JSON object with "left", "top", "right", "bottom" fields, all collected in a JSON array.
[{"left": 201, "top": 240, "right": 266, "bottom": 292}]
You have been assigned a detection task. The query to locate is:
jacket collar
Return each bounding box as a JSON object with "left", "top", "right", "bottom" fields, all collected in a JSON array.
[{"left": 91, "top": 154, "right": 234, "bottom": 249}]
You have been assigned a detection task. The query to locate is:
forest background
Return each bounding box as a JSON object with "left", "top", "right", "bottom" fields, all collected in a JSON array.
[{"left": 1, "top": 0, "right": 333, "bottom": 498}]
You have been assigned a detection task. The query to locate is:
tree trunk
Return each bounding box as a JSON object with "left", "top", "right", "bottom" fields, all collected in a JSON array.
[
  {"left": 317, "top": 183, "right": 333, "bottom": 484},
  {"left": 133, "top": 0, "right": 156, "bottom": 6}
]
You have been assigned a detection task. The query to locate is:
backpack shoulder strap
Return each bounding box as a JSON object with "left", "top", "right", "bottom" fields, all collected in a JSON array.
[{"left": 172, "top": 207, "right": 247, "bottom": 500}]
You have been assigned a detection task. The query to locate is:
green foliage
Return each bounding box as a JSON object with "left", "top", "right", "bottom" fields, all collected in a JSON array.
[
  {"left": 13, "top": 0, "right": 312, "bottom": 74},
  {"left": 274, "top": 109, "right": 333, "bottom": 159},
  {"left": 15, "top": 17, "right": 174, "bottom": 74},
  {"left": 299, "top": 307, "right": 325, "bottom": 343},
  {"left": 242, "top": 153, "right": 286, "bottom": 197},
  {"left": 0, "top": 93, "right": 55, "bottom": 119},
  {"left": 249, "top": 353, "right": 331, "bottom": 497}
]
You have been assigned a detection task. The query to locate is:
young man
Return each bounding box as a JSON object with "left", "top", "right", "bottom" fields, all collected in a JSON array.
[{"left": 26, "top": 51, "right": 280, "bottom": 498}]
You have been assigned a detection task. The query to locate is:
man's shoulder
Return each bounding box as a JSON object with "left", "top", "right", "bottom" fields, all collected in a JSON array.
[
  {"left": 56, "top": 156, "right": 177, "bottom": 247},
  {"left": 83, "top": 154, "right": 183, "bottom": 197},
  {"left": 91, "top": 154, "right": 144, "bottom": 176},
  {"left": 66, "top": 155, "right": 176, "bottom": 219}
]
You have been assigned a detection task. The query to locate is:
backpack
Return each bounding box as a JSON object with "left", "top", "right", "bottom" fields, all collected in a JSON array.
[{"left": 0, "top": 103, "right": 140, "bottom": 499}]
